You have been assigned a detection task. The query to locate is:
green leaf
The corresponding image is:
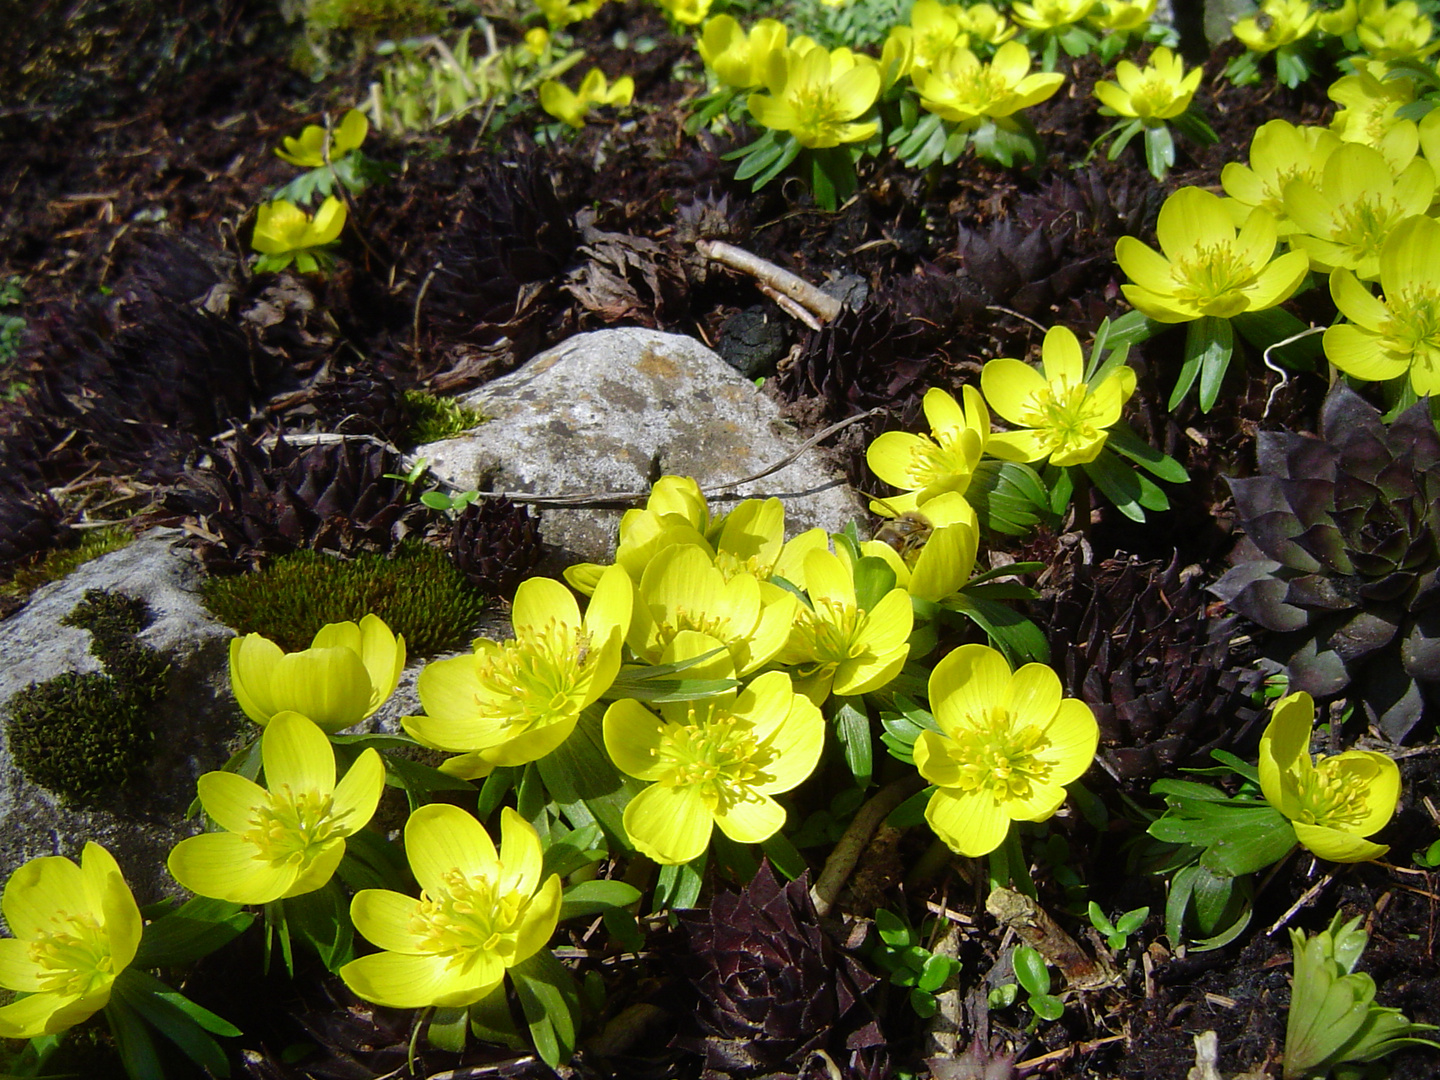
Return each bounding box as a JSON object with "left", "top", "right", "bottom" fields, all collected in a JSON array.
[
  {"left": 382, "top": 752, "right": 476, "bottom": 813},
  {"left": 111, "top": 969, "right": 236, "bottom": 1076},
  {"left": 476, "top": 765, "right": 518, "bottom": 820},
  {"left": 560, "top": 879, "right": 642, "bottom": 920},
  {"left": 1108, "top": 117, "right": 1144, "bottom": 159},
  {"left": 655, "top": 852, "right": 706, "bottom": 912},
  {"left": 132, "top": 897, "right": 253, "bottom": 969},
  {"left": 1081, "top": 449, "right": 1147, "bottom": 522},
  {"left": 875, "top": 908, "right": 913, "bottom": 947},
  {"left": 511, "top": 950, "right": 581, "bottom": 1070},
  {"left": 105, "top": 992, "right": 166, "bottom": 1080},
  {"left": 943, "top": 595, "right": 1050, "bottom": 665},
  {"left": 1030, "top": 993, "right": 1066, "bottom": 1021},
  {"left": 1143, "top": 123, "right": 1175, "bottom": 180},
  {"left": 909, "top": 988, "right": 940, "bottom": 1017},
  {"left": 536, "top": 707, "right": 646, "bottom": 848},
  {"left": 1105, "top": 421, "right": 1189, "bottom": 482},
  {"left": 1012, "top": 945, "right": 1050, "bottom": 996},
  {"left": 964, "top": 561, "right": 1045, "bottom": 588},
  {"left": 1105, "top": 308, "right": 1160, "bottom": 348},
  {"left": 284, "top": 880, "right": 354, "bottom": 972},
  {"left": 834, "top": 700, "right": 873, "bottom": 788},
  {"left": 760, "top": 830, "right": 808, "bottom": 880},
  {"left": 885, "top": 786, "right": 933, "bottom": 827},
  {"left": 751, "top": 136, "right": 802, "bottom": 191},
  {"left": 1184, "top": 316, "right": 1234, "bottom": 413},
  {"left": 428, "top": 1005, "right": 469, "bottom": 1052},
  {"left": 540, "top": 822, "right": 605, "bottom": 880},
  {"left": 918, "top": 953, "right": 960, "bottom": 992},
  {"left": 852, "top": 556, "right": 898, "bottom": 612},
  {"left": 337, "top": 828, "right": 413, "bottom": 894}
]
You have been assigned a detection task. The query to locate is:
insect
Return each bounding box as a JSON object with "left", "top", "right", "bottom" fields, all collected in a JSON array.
[{"left": 872, "top": 510, "right": 934, "bottom": 559}]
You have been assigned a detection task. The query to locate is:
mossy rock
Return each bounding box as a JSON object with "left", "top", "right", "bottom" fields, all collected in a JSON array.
[
  {"left": 200, "top": 542, "right": 488, "bottom": 656},
  {"left": 4, "top": 589, "right": 169, "bottom": 808}
]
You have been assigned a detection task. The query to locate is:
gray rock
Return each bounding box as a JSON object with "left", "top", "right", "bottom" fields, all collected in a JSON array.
[
  {"left": 0, "top": 533, "right": 239, "bottom": 902},
  {"left": 416, "top": 328, "right": 864, "bottom": 566}
]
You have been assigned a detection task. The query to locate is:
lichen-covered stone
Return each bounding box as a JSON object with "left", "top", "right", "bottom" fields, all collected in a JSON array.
[{"left": 416, "top": 328, "right": 863, "bottom": 569}]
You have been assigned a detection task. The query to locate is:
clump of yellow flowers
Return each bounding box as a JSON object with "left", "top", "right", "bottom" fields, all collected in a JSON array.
[
  {"left": 1093, "top": 46, "right": 1215, "bottom": 179},
  {"left": 539, "top": 67, "right": 634, "bottom": 128}
]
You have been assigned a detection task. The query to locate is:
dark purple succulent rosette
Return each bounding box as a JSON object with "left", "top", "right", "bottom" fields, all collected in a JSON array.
[
  {"left": 674, "top": 861, "right": 886, "bottom": 1080},
  {"left": 1212, "top": 383, "right": 1440, "bottom": 741}
]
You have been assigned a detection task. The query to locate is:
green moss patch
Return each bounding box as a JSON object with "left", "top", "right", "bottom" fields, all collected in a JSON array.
[
  {"left": 402, "top": 390, "right": 488, "bottom": 445},
  {"left": 1, "top": 525, "right": 133, "bottom": 604},
  {"left": 4, "top": 590, "right": 169, "bottom": 807},
  {"left": 200, "top": 542, "right": 488, "bottom": 657}
]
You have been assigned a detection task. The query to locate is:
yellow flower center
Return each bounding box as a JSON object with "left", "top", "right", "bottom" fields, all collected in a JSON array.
[
  {"left": 475, "top": 621, "right": 592, "bottom": 737},
  {"left": 1169, "top": 242, "right": 1257, "bottom": 307},
  {"left": 652, "top": 606, "right": 734, "bottom": 650},
  {"left": 243, "top": 786, "right": 347, "bottom": 865},
  {"left": 789, "top": 81, "right": 857, "bottom": 144},
  {"left": 655, "top": 709, "right": 776, "bottom": 808},
  {"left": 791, "top": 598, "right": 869, "bottom": 674},
  {"left": 409, "top": 868, "right": 527, "bottom": 960},
  {"left": 1385, "top": 286, "right": 1440, "bottom": 363},
  {"left": 1328, "top": 195, "right": 1405, "bottom": 262},
  {"left": 902, "top": 432, "right": 976, "bottom": 490},
  {"left": 1296, "top": 758, "right": 1372, "bottom": 830},
  {"left": 941, "top": 64, "right": 1011, "bottom": 112},
  {"left": 713, "top": 550, "right": 770, "bottom": 581},
  {"left": 1017, "top": 379, "right": 1102, "bottom": 454},
  {"left": 941, "top": 711, "right": 1053, "bottom": 803},
  {"left": 1129, "top": 73, "right": 1183, "bottom": 117},
  {"left": 27, "top": 913, "right": 115, "bottom": 996}
]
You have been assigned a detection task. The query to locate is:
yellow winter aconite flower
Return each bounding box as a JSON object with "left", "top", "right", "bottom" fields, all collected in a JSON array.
[
  {"left": 628, "top": 544, "right": 796, "bottom": 676},
  {"left": 773, "top": 547, "right": 912, "bottom": 704},
  {"left": 1258, "top": 692, "right": 1399, "bottom": 862},
  {"left": 1094, "top": 47, "right": 1201, "bottom": 121},
  {"left": 867, "top": 386, "right": 990, "bottom": 516},
  {"left": 1328, "top": 65, "right": 1421, "bottom": 166},
  {"left": 856, "top": 492, "right": 981, "bottom": 603},
  {"left": 536, "top": 0, "right": 605, "bottom": 29},
  {"left": 657, "top": 0, "right": 712, "bottom": 25},
  {"left": 230, "top": 614, "right": 405, "bottom": 734},
  {"left": 1090, "top": 0, "right": 1156, "bottom": 32},
  {"left": 915, "top": 644, "right": 1098, "bottom": 857},
  {"left": 1233, "top": 0, "right": 1319, "bottom": 51},
  {"left": 1282, "top": 141, "right": 1436, "bottom": 280},
  {"left": 404, "top": 567, "right": 633, "bottom": 778},
  {"left": 954, "top": 3, "right": 1019, "bottom": 45},
  {"left": 1324, "top": 214, "right": 1440, "bottom": 395},
  {"left": 1356, "top": 0, "right": 1438, "bottom": 60},
  {"left": 697, "top": 16, "right": 788, "bottom": 89},
  {"left": 909, "top": 0, "right": 965, "bottom": 68},
  {"left": 604, "top": 632, "right": 824, "bottom": 864},
  {"left": 275, "top": 108, "right": 369, "bottom": 168},
  {"left": 1114, "top": 186, "right": 1310, "bottom": 322},
  {"left": 251, "top": 196, "right": 347, "bottom": 274},
  {"left": 912, "top": 40, "right": 1064, "bottom": 126},
  {"left": 340, "top": 806, "right": 561, "bottom": 1009},
  {"left": 539, "top": 68, "right": 634, "bottom": 128},
  {"left": 748, "top": 45, "right": 881, "bottom": 148},
  {"left": 168, "top": 712, "right": 385, "bottom": 903},
  {"left": 981, "top": 325, "right": 1137, "bottom": 466},
  {"left": 1221, "top": 119, "right": 1341, "bottom": 230},
  {"left": 0, "top": 843, "right": 142, "bottom": 1039},
  {"left": 1011, "top": 0, "right": 1096, "bottom": 31}
]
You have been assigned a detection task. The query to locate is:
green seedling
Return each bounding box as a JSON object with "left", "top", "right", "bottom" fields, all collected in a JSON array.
[
  {"left": 1284, "top": 912, "right": 1440, "bottom": 1078},
  {"left": 867, "top": 908, "right": 962, "bottom": 1019},
  {"left": 1087, "top": 902, "right": 1149, "bottom": 952},
  {"left": 1012, "top": 944, "right": 1064, "bottom": 1024}
]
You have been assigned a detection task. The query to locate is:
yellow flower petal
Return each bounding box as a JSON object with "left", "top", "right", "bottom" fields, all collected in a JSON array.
[
  {"left": 269, "top": 648, "right": 373, "bottom": 733},
  {"left": 623, "top": 783, "right": 715, "bottom": 864},
  {"left": 713, "top": 791, "right": 788, "bottom": 844},
  {"left": 167, "top": 832, "right": 297, "bottom": 904},
  {"left": 341, "top": 950, "right": 502, "bottom": 1009},
  {"left": 405, "top": 804, "right": 498, "bottom": 896},
  {"left": 925, "top": 786, "right": 1012, "bottom": 857},
  {"left": 331, "top": 748, "right": 385, "bottom": 833},
  {"left": 261, "top": 711, "right": 336, "bottom": 795},
  {"left": 230, "top": 634, "right": 283, "bottom": 724},
  {"left": 350, "top": 889, "right": 427, "bottom": 954},
  {"left": 196, "top": 771, "right": 268, "bottom": 834}
]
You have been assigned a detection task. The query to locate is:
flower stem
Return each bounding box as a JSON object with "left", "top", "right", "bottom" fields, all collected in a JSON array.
[{"left": 811, "top": 773, "right": 925, "bottom": 916}]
